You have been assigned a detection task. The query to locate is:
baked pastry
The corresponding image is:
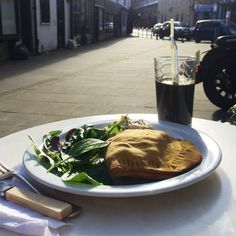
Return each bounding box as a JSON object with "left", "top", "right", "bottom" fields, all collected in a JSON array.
[{"left": 105, "top": 129, "right": 202, "bottom": 180}]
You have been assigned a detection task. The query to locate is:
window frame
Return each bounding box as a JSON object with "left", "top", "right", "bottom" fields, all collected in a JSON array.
[{"left": 0, "top": 0, "right": 20, "bottom": 39}]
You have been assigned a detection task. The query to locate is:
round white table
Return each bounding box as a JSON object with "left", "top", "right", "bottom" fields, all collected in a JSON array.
[{"left": 0, "top": 114, "right": 235, "bottom": 236}]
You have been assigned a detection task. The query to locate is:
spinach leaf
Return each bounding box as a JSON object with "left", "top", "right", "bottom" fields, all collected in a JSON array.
[
  {"left": 68, "top": 138, "right": 109, "bottom": 158},
  {"left": 228, "top": 104, "right": 236, "bottom": 125},
  {"left": 104, "top": 115, "right": 129, "bottom": 139},
  {"left": 61, "top": 171, "right": 101, "bottom": 186}
]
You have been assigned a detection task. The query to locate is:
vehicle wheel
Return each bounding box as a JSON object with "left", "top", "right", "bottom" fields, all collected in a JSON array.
[
  {"left": 203, "top": 57, "right": 236, "bottom": 110},
  {"left": 159, "top": 32, "right": 164, "bottom": 39},
  {"left": 194, "top": 37, "right": 201, "bottom": 43}
]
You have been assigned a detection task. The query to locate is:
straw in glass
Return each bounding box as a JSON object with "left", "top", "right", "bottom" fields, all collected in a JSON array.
[{"left": 170, "top": 19, "right": 178, "bottom": 84}]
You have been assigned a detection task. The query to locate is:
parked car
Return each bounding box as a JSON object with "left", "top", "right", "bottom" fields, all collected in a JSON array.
[
  {"left": 152, "top": 23, "right": 162, "bottom": 36},
  {"left": 229, "top": 22, "right": 236, "bottom": 35},
  {"left": 159, "top": 21, "right": 191, "bottom": 41},
  {"left": 191, "top": 19, "right": 232, "bottom": 43}
]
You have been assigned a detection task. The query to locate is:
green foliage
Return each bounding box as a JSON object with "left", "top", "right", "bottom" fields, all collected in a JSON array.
[
  {"left": 228, "top": 104, "right": 236, "bottom": 125},
  {"left": 29, "top": 116, "right": 130, "bottom": 186}
]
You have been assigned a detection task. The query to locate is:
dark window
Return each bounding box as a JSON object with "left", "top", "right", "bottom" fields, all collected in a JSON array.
[
  {"left": 40, "top": 0, "right": 50, "bottom": 23},
  {"left": 0, "top": 0, "right": 20, "bottom": 38},
  {"left": 200, "top": 22, "right": 208, "bottom": 29},
  {"left": 212, "top": 22, "right": 221, "bottom": 27}
]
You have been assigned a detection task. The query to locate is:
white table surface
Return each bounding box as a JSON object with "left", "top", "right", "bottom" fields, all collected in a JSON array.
[{"left": 0, "top": 114, "right": 235, "bottom": 236}]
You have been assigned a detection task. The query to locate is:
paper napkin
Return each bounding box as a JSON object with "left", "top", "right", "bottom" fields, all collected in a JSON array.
[{"left": 0, "top": 164, "right": 71, "bottom": 236}]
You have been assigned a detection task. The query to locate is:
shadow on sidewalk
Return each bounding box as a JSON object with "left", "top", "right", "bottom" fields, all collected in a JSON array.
[{"left": 0, "top": 37, "right": 129, "bottom": 81}]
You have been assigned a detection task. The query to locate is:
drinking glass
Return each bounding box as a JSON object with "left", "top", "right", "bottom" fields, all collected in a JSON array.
[{"left": 154, "top": 56, "right": 197, "bottom": 126}]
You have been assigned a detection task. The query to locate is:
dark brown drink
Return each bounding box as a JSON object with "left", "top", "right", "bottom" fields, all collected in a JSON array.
[{"left": 155, "top": 79, "right": 195, "bottom": 125}]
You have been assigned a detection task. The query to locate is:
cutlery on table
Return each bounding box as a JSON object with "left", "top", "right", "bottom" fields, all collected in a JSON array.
[
  {"left": 0, "top": 160, "right": 40, "bottom": 194},
  {"left": 0, "top": 182, "right": 73, "bottom": 220},
  {"left": 0, "top": 161, "right": 81, "bottom": 220}
]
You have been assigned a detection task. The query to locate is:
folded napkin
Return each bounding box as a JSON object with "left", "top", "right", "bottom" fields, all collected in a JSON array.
[{"left": 0, "top": 164, "right": 71, "bottom": 236}]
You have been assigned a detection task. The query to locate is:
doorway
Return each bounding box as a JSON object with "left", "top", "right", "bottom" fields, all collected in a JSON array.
[
  {"left": 19, "top": 0, "right": 37, "bottom": 52},
  {"left": 57, "top": 0, "right": 65, "bottom": 48}
]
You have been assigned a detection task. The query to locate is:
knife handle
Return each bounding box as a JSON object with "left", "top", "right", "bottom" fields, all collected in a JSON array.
[{"left": 5, "top": 187, "right": 73, "bottom": 220}]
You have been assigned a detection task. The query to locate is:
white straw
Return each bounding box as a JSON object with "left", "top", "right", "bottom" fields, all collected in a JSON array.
[{"left": 170, "top": 19, "right": 178, "bottom": 84}]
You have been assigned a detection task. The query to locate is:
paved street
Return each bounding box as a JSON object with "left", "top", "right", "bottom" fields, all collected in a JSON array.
[{"left": 0, "top": 35, "right": 228, "bottom": 138}]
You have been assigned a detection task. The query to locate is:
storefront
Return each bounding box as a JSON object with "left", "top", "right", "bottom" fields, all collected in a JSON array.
[
  {"left": 105, "top": 0, "right": 121, "bottom": 38},
  {"left": 95, "top": 0, "right": 129, "bottom": 41},
  {"left": 94, "top": 0, "right": 106, "bottom": 41},
  {"left": 71, "top": 0, "right": 94, "bottom": 45}
]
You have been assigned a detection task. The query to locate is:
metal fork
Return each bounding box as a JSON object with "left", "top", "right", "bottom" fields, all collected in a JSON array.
[{"left": 0, "top": 161, "right": 41, "bottom": 194}]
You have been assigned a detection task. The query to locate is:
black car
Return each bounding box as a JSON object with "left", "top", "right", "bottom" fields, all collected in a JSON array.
[
  {"left": 191, "top": 19, "right": 231, "bottom": 43},
  {"left": 159, "top": 21, "right": 191, "bottom": 41},
  {"left": 152, "top": 23, "right": 162, "bottom": 36}
]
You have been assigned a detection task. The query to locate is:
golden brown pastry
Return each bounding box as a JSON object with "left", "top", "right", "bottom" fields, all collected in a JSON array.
[{"left": 105, "top": 129, "right": 202, "bottom": 180}]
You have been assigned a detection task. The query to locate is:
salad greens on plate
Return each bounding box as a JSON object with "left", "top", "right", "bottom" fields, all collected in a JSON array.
[
  {"left": 228, "top": 104, "right": 236, "bottom": 126},
  {"left": 29, "top": 116, "right": 147, "bottom": 186}
]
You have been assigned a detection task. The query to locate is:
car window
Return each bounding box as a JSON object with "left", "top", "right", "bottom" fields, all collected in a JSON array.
[
  {"left": 211, "top": 22, "right": 221, "bottom": 27},
  {"left": 182, "top": 23, "right": 188, "bottom": 27},
  {"left": 198, "top": 22, "right": 207, "bottom": 29},
  {"left": 163, "top": 23, "right": 170, "bottom": 28},
  {"left": 174, "top": 22, "right": 182, "bottom": 27},
  {"left": 229, "top": 22, "right": 236, "bottom": 33}
]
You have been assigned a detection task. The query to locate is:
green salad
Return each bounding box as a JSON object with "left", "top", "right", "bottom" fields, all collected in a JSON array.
[
  {"left": 228, "top": 104, "right": 236, "bottom": 126},
  {"left": 29, "top": 116, "right": 133, "bottom": 186}
]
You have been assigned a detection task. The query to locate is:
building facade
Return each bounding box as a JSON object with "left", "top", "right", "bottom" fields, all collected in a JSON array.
[
  {"left": 131, "top": 0, "right": 236, "bottom": 28},
  {"left": 157, "top": 0, "right": 234, "bottom": 26},
  {"left": 0, "top": 0, "right": 131, "bottom": 60},
  {"left": 158, "top": 0, "right": 194, "bottom": 26},
  {"left": 132, "top": 0, "right": 158, "bottom": 27}
]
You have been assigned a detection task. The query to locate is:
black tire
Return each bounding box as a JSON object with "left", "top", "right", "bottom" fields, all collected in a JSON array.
[
  {"left": 159, "top": 31, "right": 164, "bottom": 39},
  {"left": 203, "top": 56, "right": 236, "bottom": 110},
  {"left": 194, "top": 37, "right": 201, "bottom": 43}
]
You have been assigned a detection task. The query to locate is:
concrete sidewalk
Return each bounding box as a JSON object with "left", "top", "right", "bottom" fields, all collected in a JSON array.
[{"left": 0, "top": 36, "right": 228, "bottom": 138}]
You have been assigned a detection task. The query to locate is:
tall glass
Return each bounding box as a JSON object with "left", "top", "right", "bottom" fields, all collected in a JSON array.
[{"left": 154, "top": 56, "right": 197, "bottom": 126}]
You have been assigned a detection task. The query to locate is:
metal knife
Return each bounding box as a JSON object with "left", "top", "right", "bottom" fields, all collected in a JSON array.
[{"left": 0, "top": 182, "right": 73, "bottom": 220}]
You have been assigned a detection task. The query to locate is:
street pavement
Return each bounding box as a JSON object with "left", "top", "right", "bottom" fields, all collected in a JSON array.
[{"left": 0, "top": 35, "right": 229, "bottom": 138}]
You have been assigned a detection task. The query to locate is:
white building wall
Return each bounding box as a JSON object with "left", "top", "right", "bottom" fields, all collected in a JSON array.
[
  {"left": 36, "top": 0, "right": 57, "bottom": 53},
  {"left": 36, "top": 0, "right": 71, "bottom": 53}
]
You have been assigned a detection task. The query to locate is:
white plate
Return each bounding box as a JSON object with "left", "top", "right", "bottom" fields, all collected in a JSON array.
[{"left": 23, "top": 115, "right": 222, "bottom": 197}]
